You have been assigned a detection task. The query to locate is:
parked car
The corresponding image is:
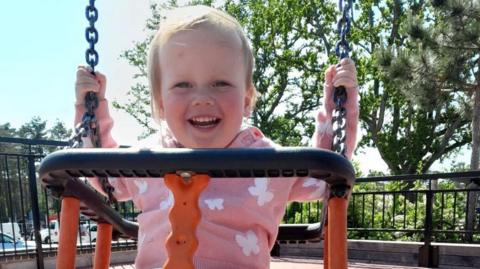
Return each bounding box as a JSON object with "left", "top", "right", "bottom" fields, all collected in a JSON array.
[
  {"left": 0, "top": 232, "right": 36, "bottom": 251},
  {"left": 1, "top": 222, "right": 22, "bottom": 241},
  {"left": 84, "top": 223, "right": 97, "bottom": 242},
  {"left": 39, "top": 220, "right": 88, "bottom": 244}
]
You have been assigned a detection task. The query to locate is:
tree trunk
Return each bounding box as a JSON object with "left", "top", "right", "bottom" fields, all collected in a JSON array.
[
  {"left": 465, "top": 68, "right": 480, "bottom": 241},
  {"left": 471, "top": 83, "right": 480, "bottom": 171}
]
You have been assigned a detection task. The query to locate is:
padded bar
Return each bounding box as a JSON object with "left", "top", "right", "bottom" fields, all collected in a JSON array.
[
  {"left": 39, "top": 147, "right": 355, "bottom": 186},
  {"left": 276, "top": 223, "right": 322, "bottom": 241},
  {"left": 38, "top": 147, "right": 355, "bottom": 241},
  {"left": 53, "top": 177, "right": 138, "bottom": 239}
]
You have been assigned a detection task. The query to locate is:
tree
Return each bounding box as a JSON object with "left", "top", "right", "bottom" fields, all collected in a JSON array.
[
  {"left": 377, "top": 0, "right": 478, "bottom": 171},
  {"left": 0, "top": 123, "right": 16, "bottom": 138},
  {"left": 48, "top": 120, "right": 72, "bottom": 141},
  {"left": 376, "top": 0, "right": 479, "bottom": 240},
  {"left": 17, "top": 117, "right": 47, "bottom": 140},
  {"left": 0, "top": 123, "right": 17, "bottom": 153},
  {"left": 353, "top": 0, "right": 472, "bottom": 175}
]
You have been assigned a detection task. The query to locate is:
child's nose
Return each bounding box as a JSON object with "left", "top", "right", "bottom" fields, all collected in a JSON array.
[{"left": 191, "top": 91, "right": 214, "bottom": 106}]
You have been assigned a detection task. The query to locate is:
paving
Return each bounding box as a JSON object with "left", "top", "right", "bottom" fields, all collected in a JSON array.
[{"left": 88, "top": 257, "right": 427, "bottom": 269}]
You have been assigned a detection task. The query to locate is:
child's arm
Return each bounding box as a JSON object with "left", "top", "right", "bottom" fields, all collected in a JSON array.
[
  {"left": 312, "top": 58, "right": 359, "bottom": 160},
  {"left": 74, "top": 67, "right": 131, "bottom": 201},
  {"left": 288, "top": 59, "right": 359, "bottom": 202}
]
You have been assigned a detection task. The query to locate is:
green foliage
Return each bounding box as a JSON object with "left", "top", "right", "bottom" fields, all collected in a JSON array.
[
  {"left": 17, "top": 117, "right": 47, "bottom": 140},
  {"left": 0, "top": 118, "right": 72, "bottom": 224},
  {"left": 359, "top": 0, "right": 475, "bottom": 174},
  {"left": 346, "top": 178, "right": 474, "bottom": 243},
  {"left": 0, "top": 117, "right": 72, "bottom": 155}
]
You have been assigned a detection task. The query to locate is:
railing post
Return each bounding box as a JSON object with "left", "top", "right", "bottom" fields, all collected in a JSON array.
[
  {"left": 27, "top": 154, "right": 45, "bottom": 269},
  {"left": 419, "top": 180, "right": 438, "bottom": 267}
]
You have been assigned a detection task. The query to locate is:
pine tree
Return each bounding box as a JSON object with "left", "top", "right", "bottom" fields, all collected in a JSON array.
[{"left": 378, "top": 0, "right": 479, "bottom": 240}]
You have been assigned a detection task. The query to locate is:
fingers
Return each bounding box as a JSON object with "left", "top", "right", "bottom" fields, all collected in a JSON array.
[
  {"left": 75, "top": 66, "right": 107, "bottom": 104},
  {"left": 332, "top": 58, "right": 357, "bottom": 89},
  {"left": 313, "top": 109, "right": 333, "bottom": 150},
  {"left": 324, "top": 65, "right": 336, "bottom": 85}
]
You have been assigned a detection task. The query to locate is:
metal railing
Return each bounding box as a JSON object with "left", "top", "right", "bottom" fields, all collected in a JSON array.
[
  {"left": 0, "top": 137, "right": 137, "bottom": 269},
  {"left": 1, "top": 136, "right": 479, "bottom": 267}
]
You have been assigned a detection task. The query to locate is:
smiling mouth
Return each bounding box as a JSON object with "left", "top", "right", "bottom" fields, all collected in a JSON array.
[{"left": 188, "top": 116, "right": 221, "bottom": 128}]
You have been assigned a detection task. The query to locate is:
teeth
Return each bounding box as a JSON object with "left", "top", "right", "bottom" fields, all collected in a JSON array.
[{"left": 191, "top": 117, "right": 217, "bottom": 123}]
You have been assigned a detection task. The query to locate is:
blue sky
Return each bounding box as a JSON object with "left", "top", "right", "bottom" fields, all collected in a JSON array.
[
  {"left": 0, "top": 0, "right": 151, "bottom": 141},
  {"left": 1, "top": 1, "right": 85, "bottom": 127}
]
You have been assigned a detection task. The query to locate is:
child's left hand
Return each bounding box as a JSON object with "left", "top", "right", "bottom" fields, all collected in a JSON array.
[
  {"left": 323, "top": 58, "right": 358, "bottom": 113},
  {"left": 313, "top": 58, "right": 359, "bottom": 160}
]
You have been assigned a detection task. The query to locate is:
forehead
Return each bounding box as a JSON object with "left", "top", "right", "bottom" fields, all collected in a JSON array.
[{"left": 160, "top": 23, "right": 243, "bottom": 55}]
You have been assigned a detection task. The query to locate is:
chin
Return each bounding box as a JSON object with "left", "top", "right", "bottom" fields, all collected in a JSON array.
[{"left": 186, "top": 139, "right": 230, "bottom": 149}]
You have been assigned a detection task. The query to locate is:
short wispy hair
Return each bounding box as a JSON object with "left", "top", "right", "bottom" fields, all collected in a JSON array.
[{"left": 147, "top": 5, "right": 256, "bottom": 123}]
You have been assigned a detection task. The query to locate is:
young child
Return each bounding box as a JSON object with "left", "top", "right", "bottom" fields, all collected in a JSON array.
[{"left": 75, "top": 5, "right": 358, "bottom": 269}]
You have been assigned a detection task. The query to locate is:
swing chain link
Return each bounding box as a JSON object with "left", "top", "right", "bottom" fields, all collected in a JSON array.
[
  {"left": 85, "top": 0, "right": 99, "bottom": 69},
  {"left": 69, "top": 0, "right": 117, "bottom": 205},
  {"left": 332, "top": 0, "right": 353, "bottom": 158},
  {"left": 332, "top": 90, "right": 347, "bottom": 156},
  {"left": 335, "top": 0, "right": 353, "bottom": 59}
]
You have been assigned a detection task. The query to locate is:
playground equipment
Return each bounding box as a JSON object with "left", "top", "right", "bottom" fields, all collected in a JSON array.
[{"left": 39, "top": 147, "right": 355, "bottom": 269}]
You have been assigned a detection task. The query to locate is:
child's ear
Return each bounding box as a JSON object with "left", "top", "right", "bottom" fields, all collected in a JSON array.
[{"left": 243, "top": 84, "right": 256, "bottom": 117}]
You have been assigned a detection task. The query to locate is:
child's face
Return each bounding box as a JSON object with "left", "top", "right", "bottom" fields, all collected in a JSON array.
[{"left": 157, "top": 25, "right": 253, "bottom": 148}]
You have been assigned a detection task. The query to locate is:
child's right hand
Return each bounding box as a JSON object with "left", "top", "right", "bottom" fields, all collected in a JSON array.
[{"left": 75, "top": 66, "right": 107, "bottom": 105}]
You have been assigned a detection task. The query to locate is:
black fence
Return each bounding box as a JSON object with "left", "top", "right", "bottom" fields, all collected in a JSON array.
[
  {"left": 282, "top": 172, "right": 480, "bottom": 244},
  {"left": 0, "top": 137, "right": 137, "bottom": 269},
  {"left": 1, "top": 136, "right": 479, "bottom": 268}
]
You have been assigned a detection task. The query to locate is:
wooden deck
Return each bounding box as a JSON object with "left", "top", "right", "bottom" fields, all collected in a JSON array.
[{"left": 93, "top": 257, "right": 425, "bottom": 269}]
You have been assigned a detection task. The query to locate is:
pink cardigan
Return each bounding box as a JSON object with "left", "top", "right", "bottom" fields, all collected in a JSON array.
[{"left": 74, "top": 91, "right": 358, "bottom": 269}]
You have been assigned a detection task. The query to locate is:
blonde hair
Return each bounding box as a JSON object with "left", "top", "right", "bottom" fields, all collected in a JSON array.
[{"left": 147, "top": 5, "right": 257, "bottom": 123}]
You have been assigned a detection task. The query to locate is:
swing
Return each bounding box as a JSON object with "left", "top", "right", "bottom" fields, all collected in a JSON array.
[{"left": 38, "top": 1, "right": 356, "bottom": 268}]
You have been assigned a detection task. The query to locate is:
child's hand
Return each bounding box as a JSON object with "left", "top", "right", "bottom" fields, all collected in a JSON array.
[
  {"left": 323, "top": 58, "right": 358, "bottom": 113},
  {"left": 75, "top": 66, "right": 107, "bottom": 105},
  {"left": 313, "top": 58, "right": 359, "bottom": 159}
]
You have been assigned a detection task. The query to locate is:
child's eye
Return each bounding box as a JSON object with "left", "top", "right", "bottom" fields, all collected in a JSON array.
[
  {"left": 212, "top": 81, "right": 230, "bottom": 88},
  {"left": 174, "top": 82, "right": 192, "bottom": 88}
]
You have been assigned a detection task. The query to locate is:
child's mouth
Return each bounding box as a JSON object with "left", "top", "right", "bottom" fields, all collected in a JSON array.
[{"left": 188, "top": 116, "right": 221, "bottom": 128}]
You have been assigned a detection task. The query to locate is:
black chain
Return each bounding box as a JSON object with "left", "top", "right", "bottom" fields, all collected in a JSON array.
[
  {"left": 335, "top": 0, "right": 353, "bottom": 60},
  {"left": 69, "top": 0, "right": 117, "bottom": 204},
  {"left": 332, "top": 0, "right": 353, "bottom": 158},
  {"left": 85, "top": 0, "right": 99, "bottom": 69}
]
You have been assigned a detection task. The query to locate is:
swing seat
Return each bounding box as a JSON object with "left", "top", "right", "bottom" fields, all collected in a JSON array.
[{"left": 39, "top": 147, "right": 355, "bottom": 269}]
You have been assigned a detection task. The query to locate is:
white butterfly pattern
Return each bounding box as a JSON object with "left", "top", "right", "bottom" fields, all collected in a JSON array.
[
  {"left": 302, "top": 178, "right": 326, "bottom": 198},
  {"left": 248, "top": 178, "right": 273, "bottom": 206},
  {"left": 235, "top": 230, "right": 260, "bottom": 256},
  {"left": 204, "top": 198, "right": 224, "bottom": 210},
  {"left": 159, "top": 190, "right": 174, "bottom": 210},
  {"left": 134, "top": 180, "right": 148, "bottom": 194},
  {"left": 302, "top": 178, "right": 322, "bottom": 188}
]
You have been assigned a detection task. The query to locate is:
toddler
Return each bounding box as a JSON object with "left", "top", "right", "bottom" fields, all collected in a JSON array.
[{"left": 75, "top": 5, "right": 358, "bottom": 269}]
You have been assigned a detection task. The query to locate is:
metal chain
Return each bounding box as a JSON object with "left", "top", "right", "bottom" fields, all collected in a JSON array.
[
  {"left": 332, "top": 0, "right": 353, "bottom": 158},
  {"left": 335, "top": 0, "right": 353, "bottom": 60},
  {"left": 69, "top": 0, "right": 117, "bottom": 204},
  {"left": 85, "top": 0, "right": 99, "bottom": 69}
]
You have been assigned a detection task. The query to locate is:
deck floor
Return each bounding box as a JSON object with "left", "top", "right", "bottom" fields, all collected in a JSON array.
[{"left": 97, "top": 257, "right": 425, "bottom": 269}]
